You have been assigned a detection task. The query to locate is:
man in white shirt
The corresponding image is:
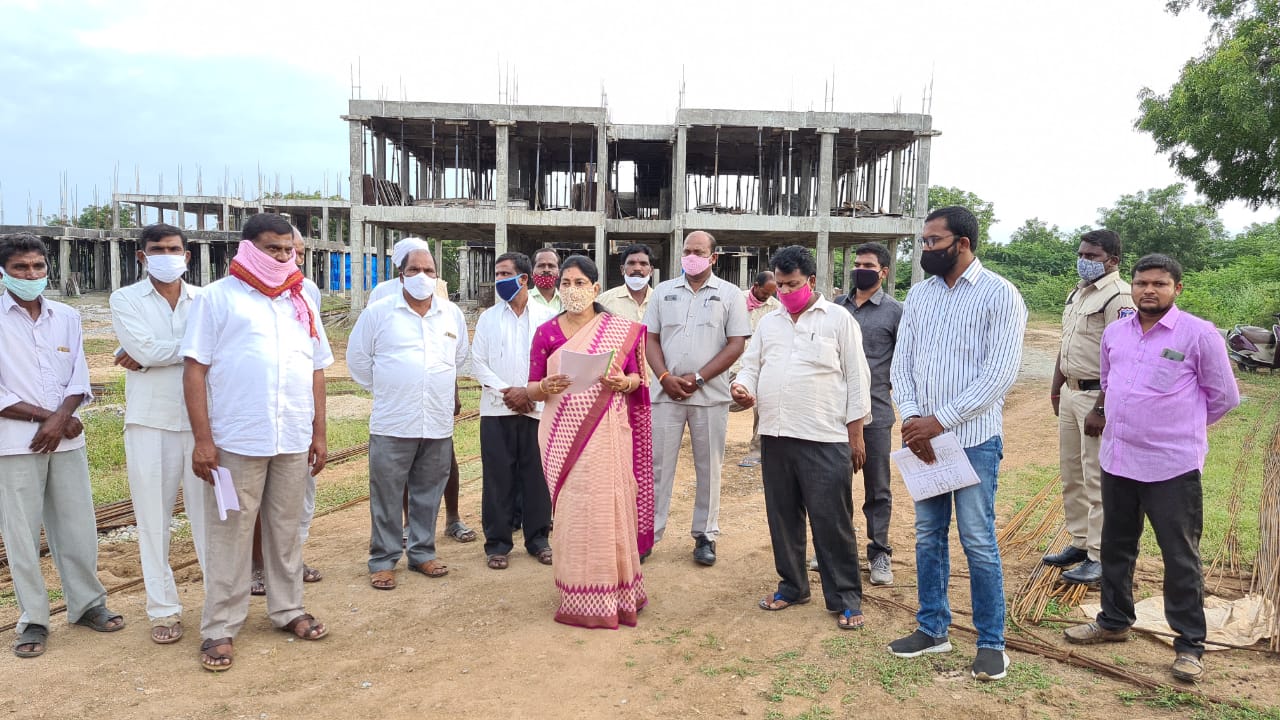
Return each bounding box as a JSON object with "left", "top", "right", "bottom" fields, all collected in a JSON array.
[
  {"left": 183, "top": 213, "right": 333, "bottom": 672},
  {"left": 0, "top": 233, "right": 122, "bottom": 659},
  {"left": 110, "top": 223, "right": 206, "bottom": 645},
  {"left": 366, "top": 237, "right": 474, "bottom": 544},
  {"left": 735, "top": 270, "right": 781, "bottom": 467},
  {"left": 289, "top": 227, "right": 323, "bottom": 585},
  {"left": 471, "top": 251, "right": 556, "bottom": 569},
  {"left": 643, "top": 231, "right": 750, "bottom": 566},
  {"left": 887, "top": 206, "right": 1026, "bottom": 682},
  {"left": 529, "top": 247, "right": 562, "bottom": 312},
  {"left": 597, "top": 244, "right": 653, "bottom": 323},
  {"left": 347, "top": 246, "right": 470, "bottom": 590},
  {"left": 732, "top": 245, "right": 872, "bottom": 631}
]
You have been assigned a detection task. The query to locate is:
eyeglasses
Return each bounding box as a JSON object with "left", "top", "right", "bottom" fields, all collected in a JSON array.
[{"left": 918, "top": 233, "right": 956, "bottom": 249}]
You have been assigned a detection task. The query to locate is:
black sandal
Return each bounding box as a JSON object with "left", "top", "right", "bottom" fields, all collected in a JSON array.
[
  {"left": 13, "top": 624, "right": 48, "bottom": 658},
  {"left": 281, "top": 613, "right": 328, "bottom": 641},
  {"left": 73, "top": 605, "right": 125, "bottom": 632}
]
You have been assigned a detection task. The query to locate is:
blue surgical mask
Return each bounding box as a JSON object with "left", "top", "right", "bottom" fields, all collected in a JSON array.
[
  {"left": 2, "top": 274, "right": 48, "bottom": 301},
  {"left": 1077, "top": 258, "right": 1107, "bottom": 283},
  {"left": 495, "top": 275, "right": 524, "bottom": 303}
]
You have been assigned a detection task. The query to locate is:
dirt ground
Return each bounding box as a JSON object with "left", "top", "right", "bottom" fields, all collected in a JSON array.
[{"left": 2, "top": 301, "right": 1277, "bottom": 720}]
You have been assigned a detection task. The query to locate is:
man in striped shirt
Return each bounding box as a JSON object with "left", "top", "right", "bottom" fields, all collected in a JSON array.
[{"left": 887, "top": 206, "right": 1027, "bottom": 682}]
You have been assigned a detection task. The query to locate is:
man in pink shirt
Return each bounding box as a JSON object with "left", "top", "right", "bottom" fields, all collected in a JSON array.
[{"left": 1064, "top": 253, "right": 1240, "bottom": 684}]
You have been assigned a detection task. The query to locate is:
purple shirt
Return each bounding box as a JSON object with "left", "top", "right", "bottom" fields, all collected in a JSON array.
[{"left": 1099, "top": 304, "right": 1240, "bottom": 481}]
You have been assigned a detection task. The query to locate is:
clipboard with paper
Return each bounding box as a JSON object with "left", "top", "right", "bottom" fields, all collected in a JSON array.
[
  {"left": 559, "top": 349, "right": 618, "bottom": 395},
  {"left": 890, "top": 432, "right": 981, "bottom": 501}
]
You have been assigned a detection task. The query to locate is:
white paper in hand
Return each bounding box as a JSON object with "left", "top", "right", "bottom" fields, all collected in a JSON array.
[
  {"left": 890, "top": 432, "right": 981, "bottom": 502},
  {"left": 559, "top": 349, "right": 616, "bottom": 395},
  {"left": 213, "top": 466, "right": 241, "bottom": 521}
]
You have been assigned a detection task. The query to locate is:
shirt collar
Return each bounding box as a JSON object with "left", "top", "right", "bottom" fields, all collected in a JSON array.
[
  {"left": 957, "top": 257, "right": 985, "bottom": 285},
  {"left": 1, "top": 290, "right": 51, "bottom": 319},
  {"left": 676, "top": 272, "right": 721, "bottom": 292},
  {"left": 861, "top": 288, "right": 885, "bottom": 306},
  {"left": 1080, "top": 269, "right": 1122, "bottom": 291},
  {"left": 1155, "top": 303, "right": 1183, "bottom": 330},
  {"left": 394, "top": 290, "right": 440, "bottom": 317},
  {"left": 140, "top": 279, "right": 196, "bottom": 300}
]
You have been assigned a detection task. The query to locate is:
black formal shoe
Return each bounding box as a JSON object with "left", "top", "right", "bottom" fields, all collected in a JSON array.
[
  {"left": 693, "top": 537, "right": 717, "bottom": 566},
  {"left": 1042, "top": 545, "right": 1088, "bottom": 568},
  {"left": 1061, "top": 559, "right": 1102, "bottom": 585}
]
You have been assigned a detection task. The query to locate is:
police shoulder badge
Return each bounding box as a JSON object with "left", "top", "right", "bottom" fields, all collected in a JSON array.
[{"left": 1118, "top": 308, "right": 1136, "bottom": 319}]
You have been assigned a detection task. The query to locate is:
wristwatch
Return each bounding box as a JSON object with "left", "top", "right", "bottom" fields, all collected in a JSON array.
[
  {"left": 694, "top": 372, "right": 706, "bottom": 388},
  {"left": 1093, "top": 406, "right": 1105, "bottom": 417}
]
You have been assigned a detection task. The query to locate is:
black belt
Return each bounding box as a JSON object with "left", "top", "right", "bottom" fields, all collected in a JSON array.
[{"left": 1071, "top": 379, "right": 1101, "bottom": 391}]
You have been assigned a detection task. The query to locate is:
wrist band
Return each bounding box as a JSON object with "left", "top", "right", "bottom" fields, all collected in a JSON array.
[
  {"left": 1050, "top": 395, "right": 1060, "bottom": 399},
  {"left": 658, "top": 371, "right": 670, "bottom": 382}
]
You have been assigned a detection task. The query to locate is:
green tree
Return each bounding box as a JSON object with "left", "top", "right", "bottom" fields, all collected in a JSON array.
[
  {"left": 45, "top": 204, "right": 135, "bottom": 229},
  {"left": 1179, "top": 217, "right": 1280, "bottom": 326},
  {"left": 928, "top": 186, "right": 997, "bottom": 244},
  {"left": 1137, "top": 0, "right": 1280, "bottom": 207},
  {"left": 983, "top": 218, "right": 1080, "bottom": 313},
  {"left": 1096, "top": 184, "right": 1226, "bottom": 271}
]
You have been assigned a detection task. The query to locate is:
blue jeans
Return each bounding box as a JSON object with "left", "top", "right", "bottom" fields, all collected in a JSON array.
[{"left": 913, "top": 435, "right": 1005, "bottom": 650}]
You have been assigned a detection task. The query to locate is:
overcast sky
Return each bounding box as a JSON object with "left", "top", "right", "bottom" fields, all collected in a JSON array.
[{"left": 1, "top": 0, "right": 1275, "bottom": 241}]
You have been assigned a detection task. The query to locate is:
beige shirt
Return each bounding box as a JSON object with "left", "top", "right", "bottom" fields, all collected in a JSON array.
[
  {"left": 748, "top": 295, "right": 782, "bottom": 332},
  {"left": 598, "top": 284, "right": 651, "bottom": 324},
  {"left": 734, "top": 296, "right": 872, "bottom": 443},
  {"left": 643, "top": 273, "right": 751, "bottom": 406},
  {"left": 529, "top": 289, "right": 561, "bottom": 313},
  {"left": 1059, "top": 271, "right": 1137, "bottom": 382}
]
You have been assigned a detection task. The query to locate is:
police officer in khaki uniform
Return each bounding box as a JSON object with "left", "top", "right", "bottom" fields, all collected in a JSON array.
[{"left": 1045, "top": 229, "right": 1136, "bottom": 585}]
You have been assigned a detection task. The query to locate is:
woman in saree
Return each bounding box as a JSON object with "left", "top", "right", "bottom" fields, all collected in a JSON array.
[{"left": 526, "top": 255, "right": 654, "bottom": 629}]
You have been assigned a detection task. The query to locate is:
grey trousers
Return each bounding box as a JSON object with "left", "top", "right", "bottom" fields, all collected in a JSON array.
[
  {"left": 860, "top": 424, "right": 894, "bottom": 561},
  {"left": 368, "top": 434, "right": 451, "bottom": 571},
  {"left": 651, "top": 401, "right": 728, "bottom": 542},
  {"left": 761, "top": 435, "right": 862, "bottom": 613},
  {"left": 200, "top": 450, "right": 309, "bottom": 641},
  {"left": 0, "top": 447, "right": 107, "bottom": 632}
]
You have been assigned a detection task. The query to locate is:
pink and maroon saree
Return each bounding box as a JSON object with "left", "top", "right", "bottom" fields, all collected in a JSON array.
[{"left": 530, "top": 310, "right": 653, "bottom": 629}]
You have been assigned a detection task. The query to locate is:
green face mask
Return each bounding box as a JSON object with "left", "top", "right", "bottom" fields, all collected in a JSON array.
[{"left": 2, "top": 274, "right": 48, "bottom": 301}]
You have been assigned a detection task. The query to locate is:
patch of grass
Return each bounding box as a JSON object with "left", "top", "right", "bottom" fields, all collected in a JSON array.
[
  {"left": 699, "top": 656, "right": 758, "bottom": 679},
  {"left": 765, "top": 662, "right": 836, "bottom": 703},
  {"left": 650, "top": 627, "right": 692, "bottom": 646},
  {"left": 1042, "top": 596, "right": 1071, "bottom": 619},
  {"left": 83, "top": 337, "right": 119, "bottom": 356},
  {"left": 700, "top": 632, "right": 722, "bottom": 649},
  {"left": 794, "top": 706, "right": 835, "bottom": 720},
  {"left": 327, "top": 417, "right": 371, "bottom": 450},
  {"left": 974, "top": 662, "right": 1056, "bottom": 702},
  {"left": 869, "top": 651, "right": 969, "bottom": 701},
  {"left": 82, "top": 410, "right": 130, "bottom": 505},
  {"left": 1115, "top": 688, "right": 1280, "bottom": 719}
]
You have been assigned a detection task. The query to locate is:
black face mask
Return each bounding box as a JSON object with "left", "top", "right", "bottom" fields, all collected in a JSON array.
[
  {"left": 920, "top": 242, "right": 959, "bottom": 277},
  {"left": 852, "top": 268, "right": 882, "bottom": 292}
]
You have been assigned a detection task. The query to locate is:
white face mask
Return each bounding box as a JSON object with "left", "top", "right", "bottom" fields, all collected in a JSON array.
[
  {"left": 402, "top": 273, "right": 437, "bottom": 300},
  {"left": 146, "top": 254, "right": 188, "bottom": 283},
  {"left": 624, "top": 274, "right": 650, "bottom": 291}
]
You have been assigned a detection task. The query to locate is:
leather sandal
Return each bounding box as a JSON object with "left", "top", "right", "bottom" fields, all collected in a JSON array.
[
  {"left": 370, "top": 570, "right": 397, "bottom": 590},
  {"left": 281, "top": 613, "right": 328, "bottom": 641},
  {"left": 410, "top": 559, "right": 449, "bottom": 577},
  {"left": 200, "top": 637, "right": 234, "bottom": 671}
]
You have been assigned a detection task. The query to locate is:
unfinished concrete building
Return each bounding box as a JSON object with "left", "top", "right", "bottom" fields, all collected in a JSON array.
[
  {"left": 343, "top": 99, "right": 935, "bottom": 314},
  {"left": 0, "top": 194, "right": 357, "bottom": 296}
]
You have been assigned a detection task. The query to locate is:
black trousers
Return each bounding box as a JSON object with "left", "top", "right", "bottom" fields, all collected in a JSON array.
[
  {"left": 480, "top": 415, "right": 552, "bottom": 556},
  {"left": 861, "top": 424, "right": 894, "bottom": 560},
  {"left": 1096, "top": 469, "right": 1205, "bottom": 656},
  {"left": 761, "top": 435, "right": 862, "bottom": 612}
]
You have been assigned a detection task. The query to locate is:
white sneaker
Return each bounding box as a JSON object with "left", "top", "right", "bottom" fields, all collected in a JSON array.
[{"left": 869, "top": 554, "right": 893, "bottom": 585}]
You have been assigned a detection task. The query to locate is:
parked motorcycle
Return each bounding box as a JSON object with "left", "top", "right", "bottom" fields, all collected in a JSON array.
[{"left": 1226, "top": 314, "right": 1279, "bottom": 372}]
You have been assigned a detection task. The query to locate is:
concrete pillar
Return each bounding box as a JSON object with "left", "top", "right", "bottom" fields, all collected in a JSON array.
[
  {"left": 177, "top": 199, "right": 185, "bottom": 229},
  {"left": 111, "top": 200, "right": 120, "bottom": 230},
  {"left": 595, "top": 124, "right": 609, "bottom": 288},
  {"left": 321, "top": 250, "right": 332, "bottom": 293},
  {"left": 910, "top": 134, "right": 932, "bottom": 285},
  {"left": 433, "top": 238, "right": 443, "bottom": 268},
  {"left": 373, "top": 132, "right": 387, "bottom": 182},
  {"left": 350, "top": 120, "right": 366, "bottom": 207},
  {"left": 108, "top": 238, "right": 122, "bottom": 292},
  {"left": 843, "top": 245, "right": 855, "bottom": 290},
  {"left": 196, "top": 212, "right": 205, "bottom": 231},
  {"left": 815, "top": 129, "right": 837, "bottom": 294},
  {"left": 57, "top": 237, "right": 71, "bottom": 295},
  {"left": 222, "top": 199, "right": 230, "bottom": 231},
  {"left": 671, "top": 126, "right": 688, "bottom": 278},
  {"left": 865, "top": 158, "right": 878, "bottom": 212},
  {"left": 494, "top": 122, "right": 512, "bottom": 257},
  {"left": 738, "top": 255, "right": 749, "bottom": 289},
  {"left": 887, "top": 238, "right": 900, "bottom": 295},
  {"left": 399, "top": 146, "right": 411, "bottom": 204},
  {"left": 321, "top": 205, "right": 329, "bottom": 243},
  {"left": 199, "top": 242, "right": 211, "bottom": 286},
  {"left": 889, "top": 147, "right": 904, "bottom": 215},
  {"left": 458, "top": 246, "right": 471, "bottom": 301},
  {"left": 135, "top": 204, "right": 144, "bottom": 227},
  {"left": 348, "top": 210, "right": 366, "bottom": 317}
]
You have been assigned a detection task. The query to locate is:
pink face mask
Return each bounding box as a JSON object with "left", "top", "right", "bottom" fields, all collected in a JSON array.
[
  {"left": 681, "top": 253, "right": 713, "bottom": 277},
  {"left": 777, "top": 281, "right": 813, "bottom": 313}
]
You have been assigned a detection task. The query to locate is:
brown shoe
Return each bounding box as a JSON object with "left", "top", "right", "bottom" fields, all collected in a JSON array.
[
  {"left": 1171, "top": 652, "right": 1204, "bottom": 682},
  {"left": 1063, "top": 621, "right": 1129, "bottom": 644}
]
